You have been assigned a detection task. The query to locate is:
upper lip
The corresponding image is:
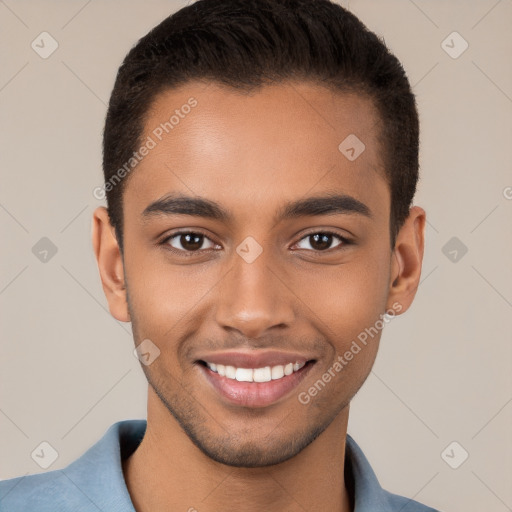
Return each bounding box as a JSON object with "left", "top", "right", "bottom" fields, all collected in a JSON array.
[{"left": 196, "top": 350, "right": 315, "bottom": 369}]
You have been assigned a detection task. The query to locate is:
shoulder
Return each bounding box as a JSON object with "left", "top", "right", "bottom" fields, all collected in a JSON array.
[
  {"left": 381, "top": 488, "right": 442, "bottom": 511},
  {"left": 345, "top": 433, "right": 442, "bottom": 512},
  {"left": 0, "top": 419, "right": 146, "bottom": 512},
  {"left": 0, "top": 469, "right": 88, "bottom": 512}
]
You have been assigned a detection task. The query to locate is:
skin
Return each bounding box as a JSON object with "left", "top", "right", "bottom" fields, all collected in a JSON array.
[{"left": 92, "top": 80, "right": 425, "bottom": 512}]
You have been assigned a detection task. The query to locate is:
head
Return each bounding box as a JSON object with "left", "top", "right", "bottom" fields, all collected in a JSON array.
[{"left": 93, "top": 0, "right": 425, "bottom": 467}]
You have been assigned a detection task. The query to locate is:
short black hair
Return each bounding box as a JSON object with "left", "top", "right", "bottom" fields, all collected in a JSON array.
[{"left": 102, "top": 0, "right": 419, "bottom": 252}]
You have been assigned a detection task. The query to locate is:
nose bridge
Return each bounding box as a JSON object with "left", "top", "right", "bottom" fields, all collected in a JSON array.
[{"left": 214, "top": 238, "right": 295, "bottom": 338}]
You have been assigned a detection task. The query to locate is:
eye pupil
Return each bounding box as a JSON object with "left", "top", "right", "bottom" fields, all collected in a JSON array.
[
  {"left": 181, "top": 233, "right": 203, "bottom": 251},
  {"left": 310, "top": 233, "right": 332, "bottom": 251}
]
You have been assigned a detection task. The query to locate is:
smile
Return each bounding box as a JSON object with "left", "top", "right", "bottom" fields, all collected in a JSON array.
[
  {"left": 204, "top": 361, "right": 306, "bottom": 382},
  {"left": 197, "top": 354, "right": 315, "bottom": 408}
]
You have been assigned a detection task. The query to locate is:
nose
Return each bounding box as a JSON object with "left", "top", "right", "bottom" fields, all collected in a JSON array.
[{"left": 214, "top": 245, "right": 295, "bottom": 339}]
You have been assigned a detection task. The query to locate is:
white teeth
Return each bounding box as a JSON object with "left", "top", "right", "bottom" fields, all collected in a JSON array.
[
  {"left": 205, "top": 361, "right": 306, "bottom": 382},
  {"left": 253, "top": 366, "right": 271, "bottom": 383},
  {"left": 225, "top": 365, "right": 236, "bottom": 379},
  {"left": 235, "top": 368, "right": 253, "bottom": 382},
  {"left": 271, "top": 365, "right": 285, "bottom": 380}
]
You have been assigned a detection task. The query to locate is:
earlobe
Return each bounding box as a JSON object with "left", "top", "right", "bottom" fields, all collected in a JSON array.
[
  {"left": 386, "top": 206, "right": 426, "bottom": 314},
  {"left": 91, "top": 207, "right": 130, "bottom": 322}
]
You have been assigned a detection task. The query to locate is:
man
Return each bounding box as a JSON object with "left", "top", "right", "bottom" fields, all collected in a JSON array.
[{"left": 0, "top": 0, "right": 440, "bottom": 510}]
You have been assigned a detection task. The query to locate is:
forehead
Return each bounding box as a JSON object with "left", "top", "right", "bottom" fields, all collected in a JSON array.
[{"left": 124, "top": 80, "right": 389, "bottom": 226}]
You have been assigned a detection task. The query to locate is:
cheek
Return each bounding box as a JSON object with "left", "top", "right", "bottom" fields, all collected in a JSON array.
[
  {"left": 297, "top": 257, "right": 391, "bottom": 410},
  {"left": 303, "top": 247, "right": 391, "bottom": 343},
  {"left": 124, "top": 250, "right": 222, "bottom": 344}
]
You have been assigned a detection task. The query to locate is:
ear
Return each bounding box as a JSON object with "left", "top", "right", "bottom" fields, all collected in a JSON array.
[
  {"left": 386, "top": 206, "right": 426, "bottom": 315},
  {"left": 91, "top": 206, "right": 130, "bottom": 322}
]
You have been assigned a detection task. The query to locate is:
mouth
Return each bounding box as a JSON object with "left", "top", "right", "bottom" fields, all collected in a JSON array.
[
  {"left": 203, "top": 360, "right": 307, "bottom": 382},
  {"left": 195, "top": 354, "right": 316, "bottom": 408}
]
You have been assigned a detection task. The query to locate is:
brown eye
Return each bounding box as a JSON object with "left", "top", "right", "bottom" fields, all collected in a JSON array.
[
  {"left": 295, "top": 232, "right": 346, "bottom": 251},
  {"left": 166, "top": 232, "right": 217, "bottom": 252}
]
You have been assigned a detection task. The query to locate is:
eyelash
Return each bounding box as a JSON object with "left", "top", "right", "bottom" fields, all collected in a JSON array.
[{"left": 159, "top": 230, "right": 352, "bottom": 257}]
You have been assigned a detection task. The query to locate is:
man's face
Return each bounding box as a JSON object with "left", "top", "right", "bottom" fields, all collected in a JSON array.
[{"left": 115, "top": 81, "right": 403, "bottom": 466}]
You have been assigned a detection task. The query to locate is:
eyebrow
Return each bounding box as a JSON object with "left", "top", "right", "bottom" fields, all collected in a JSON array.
[{"left": 141, "top": 192, "right": 372, "bottom": 223}]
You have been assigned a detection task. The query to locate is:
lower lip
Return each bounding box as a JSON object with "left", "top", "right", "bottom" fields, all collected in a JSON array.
[{"left": 198, "top": 362, "right": 314, "bottom": 408}]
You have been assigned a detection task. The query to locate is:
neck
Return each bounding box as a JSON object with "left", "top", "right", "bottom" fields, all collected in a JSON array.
[{"left": 123, "top": 387, "right": 353, "bottom": 512}]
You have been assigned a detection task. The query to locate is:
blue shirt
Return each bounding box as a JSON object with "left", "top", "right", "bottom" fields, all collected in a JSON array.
[{"left": 0, "top": 419, "right": 440, "bottom": 511}]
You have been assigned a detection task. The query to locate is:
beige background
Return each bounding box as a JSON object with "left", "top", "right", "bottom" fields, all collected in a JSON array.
[{"left": 1, "top": 1, "right": 511, "bottom": 511}]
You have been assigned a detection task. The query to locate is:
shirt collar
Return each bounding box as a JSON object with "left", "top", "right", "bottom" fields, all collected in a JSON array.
[{"left": 65, "top": 419, "right": 391, "bottom": 511}]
